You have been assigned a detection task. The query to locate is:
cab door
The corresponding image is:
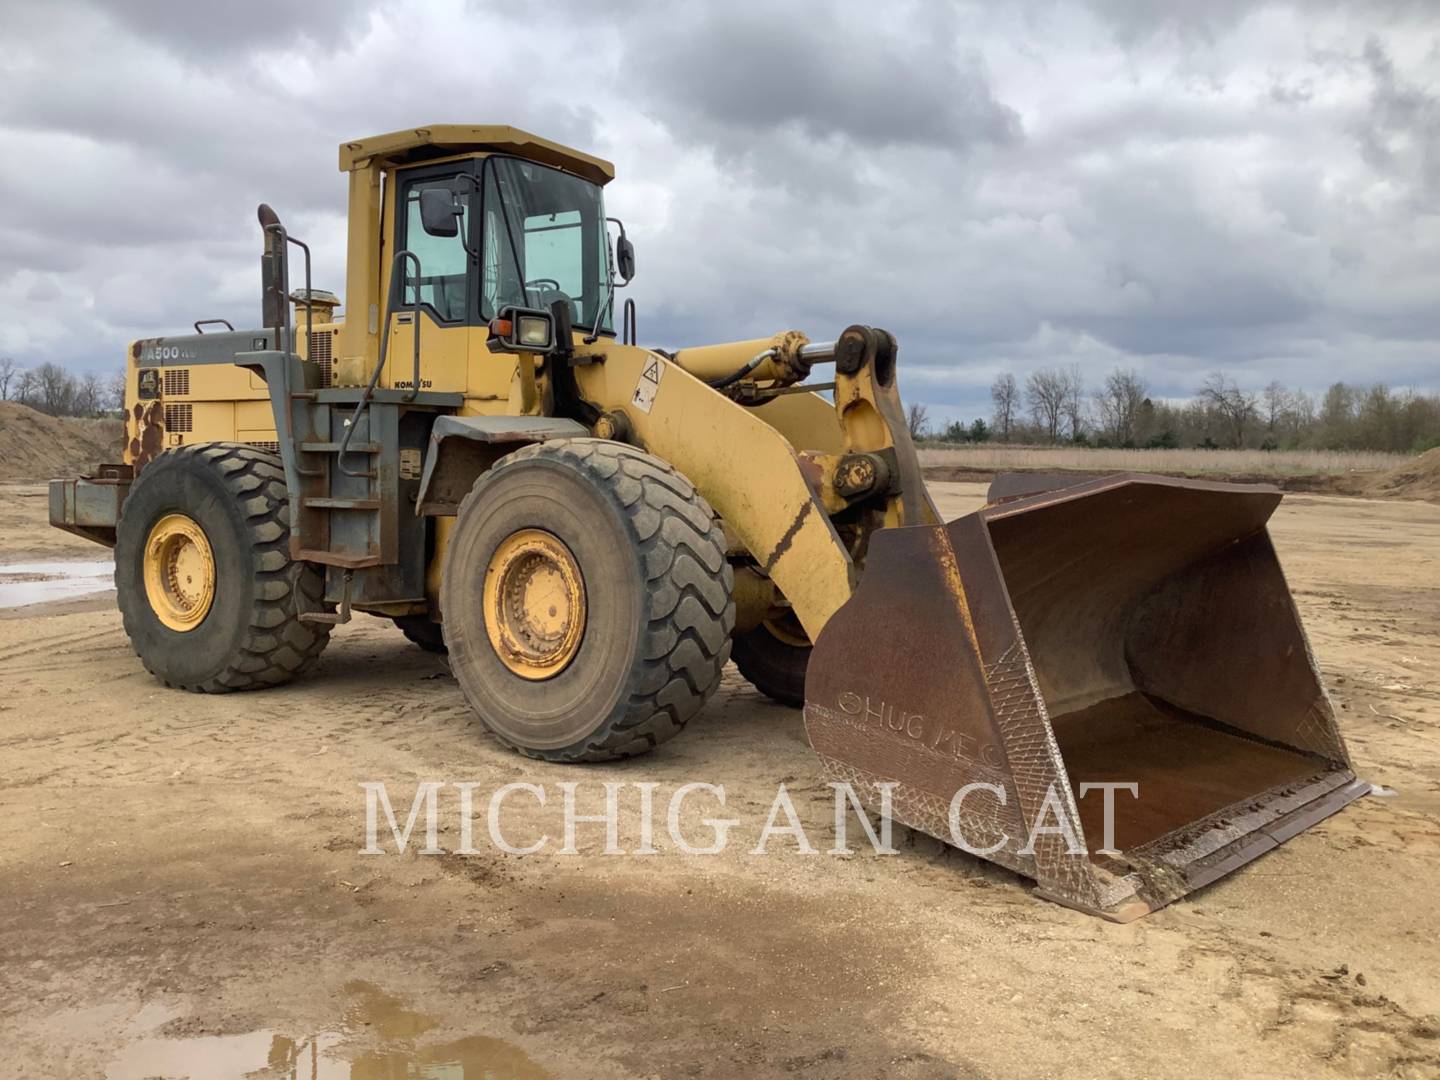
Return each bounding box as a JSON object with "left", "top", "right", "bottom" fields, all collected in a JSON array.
[{"left": 381, "top": 162, "right": 478, "bottom": 395}]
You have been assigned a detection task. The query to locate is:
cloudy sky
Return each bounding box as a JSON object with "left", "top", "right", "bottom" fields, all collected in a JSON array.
[{"left": 1, "top": 0, "right": 1437, "bottom": 424}]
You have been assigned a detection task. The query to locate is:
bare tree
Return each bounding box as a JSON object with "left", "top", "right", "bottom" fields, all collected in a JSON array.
[
  {"left": 1061, "top": 364, "right": 1086, "bottom": 441},
  {"left": 35, "top": 362, "right": 75, "bottom": 416},
  {"left": 1198, "top": 372, "right": 1257, "bottom": 448},
  {"left": 1286, "top": 388, "right": 1315, "bottom": 435},
  {"left": 73, "top": 372, "right": 104, "bottom": 417},
  {"left": 106, "top": 369, "right": 127, "bottom": 412},
  {"left": 1094, "top": 367, "right": 1148, "bottom": 445},
  {"left": 906, "top": 402, "right": 930, "bottom": 439},
  {"left": 989, "top": 372, "right": 1018, "bottom": 442},
  {"left": 1262, "top": 380, "right": 1289, "bottom": 431},
  {"left": 0, "top": 357, "right": 16, "bottom": 401},
  {"left": 1026, "top": 368, "right": 1068, "bottom": 443},
  {"left": 15, "top": 369, "right": 38, "bottom": 406}
]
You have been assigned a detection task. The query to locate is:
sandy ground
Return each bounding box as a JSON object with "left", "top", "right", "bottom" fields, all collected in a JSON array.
[{"left": 1, "top": 481, "right": 1438, "bottom": 1079}]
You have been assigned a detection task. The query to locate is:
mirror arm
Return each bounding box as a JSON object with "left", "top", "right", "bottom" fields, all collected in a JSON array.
[
  {"left": 584, "top": 235, "right": 617, "bottom": 345},
  {"left": 452, "top": 174, "right": 482, "bottom": 260}
]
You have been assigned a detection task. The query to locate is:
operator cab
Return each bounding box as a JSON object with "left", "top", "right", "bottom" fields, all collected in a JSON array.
[
  {"left": 404, "top": 156, "right": 615, "bottom": 332},
  {"left": 338, "top": 126, "right": 633, "bottom": 365},
  {"left": 331, "top": 125, "right": 631, "bottom": 376}
]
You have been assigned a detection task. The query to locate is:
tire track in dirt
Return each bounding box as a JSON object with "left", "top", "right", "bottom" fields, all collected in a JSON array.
[{"left": 0, "top": 624, "right": 118, "bottom": 664}]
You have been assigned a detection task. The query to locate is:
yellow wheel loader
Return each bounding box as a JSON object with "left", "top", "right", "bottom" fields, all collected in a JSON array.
[{"left": 50, "top": 125, "right": 1367, "bottom": 919}]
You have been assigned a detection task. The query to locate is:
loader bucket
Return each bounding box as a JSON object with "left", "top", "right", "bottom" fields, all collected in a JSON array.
[{"left": 803, "top": 474, "right": 1368, "bottom": 920}]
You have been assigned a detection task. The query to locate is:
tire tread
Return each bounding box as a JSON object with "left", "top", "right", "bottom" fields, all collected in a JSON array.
[
  {"left": 459, "top": 439, "right": 734, "bottom": 762},
  {"left": 115, "top": 443, "right": 330, "bottom": 693}
]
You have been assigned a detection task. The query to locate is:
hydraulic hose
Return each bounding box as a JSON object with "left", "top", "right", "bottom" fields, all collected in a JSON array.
[{"left": 706, "top": 348, "right": 776, "bottom": 389}]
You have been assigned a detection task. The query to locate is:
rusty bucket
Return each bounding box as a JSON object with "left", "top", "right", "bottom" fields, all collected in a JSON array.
[{"left": 803, "top": 474, "right": 1368, "bottom": 920}]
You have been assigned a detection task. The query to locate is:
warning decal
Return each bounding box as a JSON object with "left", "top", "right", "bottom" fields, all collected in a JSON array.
[{"left": 631, "top": 357, "right": 664, "bottom": 413}]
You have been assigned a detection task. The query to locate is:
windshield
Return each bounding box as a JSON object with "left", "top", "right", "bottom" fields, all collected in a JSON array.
[{"left": 482, "top": 157, "right": 613, "bottom": 334}]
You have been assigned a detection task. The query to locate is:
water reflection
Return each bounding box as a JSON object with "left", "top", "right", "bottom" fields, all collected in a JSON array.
[
  {"left": 0, "top": 559, "right": 113, "bottom": 609},
  {"left": 105, "top": 982, "right": 548, "bottom": 1080}
]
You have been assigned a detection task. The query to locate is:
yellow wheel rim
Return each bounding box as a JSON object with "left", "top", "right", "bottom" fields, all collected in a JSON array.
[
  {"left": 483, "top": 529, "right": 587, "bottom": 680},
  {"left": 142, "top": 513, "right": 216, "bottom": 631},
  {"left": 763, "top": 610, "right": 810, "bottom": 648}
]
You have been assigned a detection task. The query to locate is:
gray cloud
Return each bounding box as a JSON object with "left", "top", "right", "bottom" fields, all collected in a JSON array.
[
  {"left": 624, "top": 1, "right": 1021, "bottom": 153},
  {"left": 82, "top": 0, "right": 382, "bottom": 58},
  {"left": 0, "top": 0, "right": 1436, "bottom": 426},
  {"left": 1357, "top": 36, "right": 1440, "bottom": 210}
]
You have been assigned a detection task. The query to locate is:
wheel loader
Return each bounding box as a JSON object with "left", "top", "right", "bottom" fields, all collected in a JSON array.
[{"left": 50, "top": 125, "right": 1367, "bottom": 919}]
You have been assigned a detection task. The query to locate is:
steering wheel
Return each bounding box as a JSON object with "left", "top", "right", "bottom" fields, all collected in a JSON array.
[{"left": 525, "top": 278, "right": 562, "bottom": 293}]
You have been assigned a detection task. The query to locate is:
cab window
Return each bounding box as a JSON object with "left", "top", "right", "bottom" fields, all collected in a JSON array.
[
  {"left": 481, "top": 157, "right": 611, "bottom": 332},
  {"left": 400, "top": 175, "right": 471, "bottom": 322}
]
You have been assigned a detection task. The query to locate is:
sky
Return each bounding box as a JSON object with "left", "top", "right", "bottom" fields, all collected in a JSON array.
[{"left": 1, "top": 0, "right": 1437, "bottom": 425}]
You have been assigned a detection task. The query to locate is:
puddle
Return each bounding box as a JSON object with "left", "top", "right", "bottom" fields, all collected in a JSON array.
[
  {"left": 105, "top": 982, "right": 548, "bottom": 1080},
  {"left": 0, "top": 559, "right": 114, "bottom": 609}
]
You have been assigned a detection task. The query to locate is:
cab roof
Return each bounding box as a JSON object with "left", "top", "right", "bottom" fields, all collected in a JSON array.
[{"left": 338, "top": 124, "right": 615, "bottom": 185}]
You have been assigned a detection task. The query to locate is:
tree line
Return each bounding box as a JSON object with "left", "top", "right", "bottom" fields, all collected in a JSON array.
[
  {"left": 6, "top": 352, "right": 1437, "bottom": 454},
  {"left": 0, "top": 358, "right": 125, "bottom": 419},
  {"left": 907, "top": 366, "right": 1440, "bottom": 454}
]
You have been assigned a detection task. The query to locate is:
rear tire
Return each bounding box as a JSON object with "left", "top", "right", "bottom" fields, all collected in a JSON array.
[
  {"left": 114, "top": 443, "right": 331, "bottom": 692},
  {"left": 732, "top": 618, "right": 811, "bottom": 707},
  {"left": 393, "top": 614, "right": 447, "bottom": 654},
  {"left": 442, "top": 439, "right": 734, "bottom": 762}
]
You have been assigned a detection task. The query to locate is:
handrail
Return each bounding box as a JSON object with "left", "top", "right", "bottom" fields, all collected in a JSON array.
[
  {"left": 194, "top": 319, "right": 235, "bottom": 334},
  {"left": 336, "top": 249, "right": 423, "bottom": 477}
]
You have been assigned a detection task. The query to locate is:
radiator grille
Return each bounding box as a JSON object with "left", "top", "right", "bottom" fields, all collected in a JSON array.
[
  {"left": 164, "top": 402, "right": 193, "bottom": 432},
  {"left": 309, "top": 329, "right": 334, "bottom": 388},
  {"left": 163, "top": 368, "right": 190, "bottom": 396},
  {"left": 246, "top": 440, "right": 281, "bottom": 453}
]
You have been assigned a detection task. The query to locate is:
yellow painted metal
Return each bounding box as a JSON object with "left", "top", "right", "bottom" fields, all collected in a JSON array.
[
  {"left": 122, "top": 318, "right": 339, "bottom": 463},
  {"left": 669, "top": 331, "right": 811, "bottom": 386},
  {"left": 382, "top": 314, "right": 468, "bottom": 394},
  {"left": 483, "top": 528, "right": 587, "bottom": 680},
  {"left": 751, "top": 392, "right": 844, "bottom": 455},
  {"left": 732, "top": 566, "right": 781, "bottom": 634},
  {"left": 338, "top": 125, "right": 614, "bottom": 184},
  {"left": 337, "top": 163, "right": 383, "bottom": 380},
  {"left": 831, "top": 331, "right": 940, "bottom": 528},
  {"left": 142, "top": 513, "right": 216, "bottom": 631},
  {"left": 572, "top": 340, "right": 856, "bottom": 640}
]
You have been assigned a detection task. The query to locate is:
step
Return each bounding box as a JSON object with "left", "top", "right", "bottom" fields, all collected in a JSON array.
[
  {"left": 299, "top": 441, "right": 380, "bottom": 454},
  {"left": 301, "top": 497, "right": 381, "bottom": 510}
]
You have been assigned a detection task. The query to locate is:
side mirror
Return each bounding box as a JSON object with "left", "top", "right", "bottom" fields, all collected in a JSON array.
[
  {"left": 485, "top": 306, "right": 555, "bottom": 355},
  {"left": 419, "top": 188, "right": 460, "bottom": 237},
  {"left": 616, "top": 235, "right": 635, "bottom": 283}
]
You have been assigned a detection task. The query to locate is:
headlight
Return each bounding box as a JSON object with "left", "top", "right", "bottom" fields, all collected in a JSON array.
[{"left": 517, "top": 316, "right": 551, "bottom": 347}]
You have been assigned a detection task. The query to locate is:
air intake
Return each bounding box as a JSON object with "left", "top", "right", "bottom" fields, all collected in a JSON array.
[{"left": 164, "top": 403, "right": 193, "bottom": 432}]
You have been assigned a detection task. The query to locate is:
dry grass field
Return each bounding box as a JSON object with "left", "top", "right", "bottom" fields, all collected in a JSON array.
[{"left": 919, "top": 444, "right": 1406, "bottom": 478}]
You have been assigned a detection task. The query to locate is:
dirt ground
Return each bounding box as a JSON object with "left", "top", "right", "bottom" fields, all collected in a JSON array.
[{"left": 2, "top": 480, "right": 1438, "bottom": 1079}]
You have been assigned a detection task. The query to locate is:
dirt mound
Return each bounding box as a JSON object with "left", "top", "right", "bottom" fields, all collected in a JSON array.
[
  {"left": 1360, "top": 447, "right": 1440, "bottom": 502},
  {"left": 0, "top": 401, "right": 124, "bottom": 482}
]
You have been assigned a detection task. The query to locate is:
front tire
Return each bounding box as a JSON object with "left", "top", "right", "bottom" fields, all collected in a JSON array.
[
  {"left": 393, "top": 614, "right": 447, "bottom": 654},
  {"left": 732, "top": 615, "right": 811, "bottom": 707},
  {"left": 114, "top": 443, "right": 331, "bottom": 692},
  {"left": 442, "top": 439, "right": 734, "bottom": 762}
]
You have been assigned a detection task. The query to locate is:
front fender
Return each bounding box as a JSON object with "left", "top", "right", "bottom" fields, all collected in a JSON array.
[{"left": 416, "top": 414, "right": 589, "bottom": 515}]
